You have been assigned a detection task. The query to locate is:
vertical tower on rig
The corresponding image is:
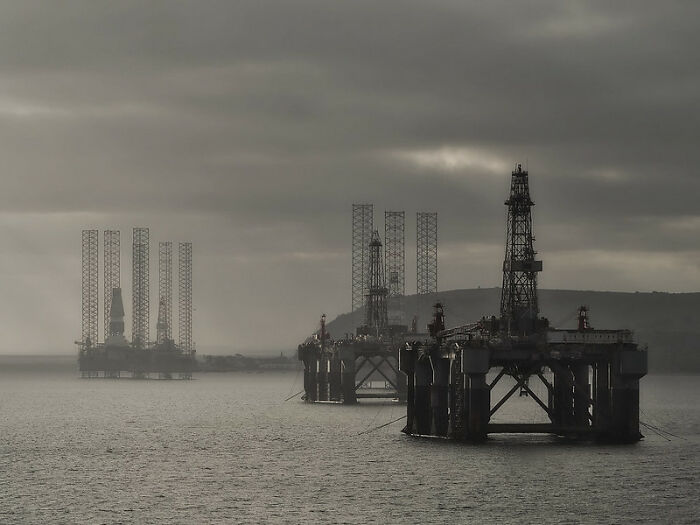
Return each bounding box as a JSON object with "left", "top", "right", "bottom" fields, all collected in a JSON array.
[
  {"left": 132, "top": 227, "right": 150, "bottom": 348},
  {"left": 103, "top": 230, "right": 120, "bottom": 342},
  {"left": 385, "top": 211, "right": 405, "bottom": 297},
  {"left": 500, "top": 164, "right": 542, "bottom": 335},
  {"left": 157, "top": 242, "right": 173, "bottom": 343},
  {"left": 362, "top": 230, "right": 388, "bottom": 335},
  {"left": 81, "top": 230, "right": 99, "bottom": 348},
  {"left": 352, "top": 204, "right": 374, "bottom": 318},
  {"left": 178, "top": 242, "right": 193, "bottom": 354},
  {"left": 384, "top": 211, "right": 405, "bottom": 324},
  {"left": 416, "top": 212, "right": 438, "bottom": 295}
]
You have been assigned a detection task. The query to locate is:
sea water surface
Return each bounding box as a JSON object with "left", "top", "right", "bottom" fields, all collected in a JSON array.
[{"left": 1, "top": 355, "right": 698, "bottom": 524}]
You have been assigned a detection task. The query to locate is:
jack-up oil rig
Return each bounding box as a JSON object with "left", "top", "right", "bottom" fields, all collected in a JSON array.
[
  {"left": 76, "top": 228, "right": 196, "bottom": 379},
  {"left": 400, "top": 165, "right": 647, "bottom": 442}
]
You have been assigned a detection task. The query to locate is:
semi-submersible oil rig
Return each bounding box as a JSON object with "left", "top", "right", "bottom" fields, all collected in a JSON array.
[
  {"left": 298, "top": 205, "right": 437, "bottom": 404},
  {"left": 77, "top": 228, "right": 196, "bottom": 379},
  {"left": 298, "top": 230, "right": 410, "bottom": 403},
  {"left": 400, "top": 165, "right": 647, "bottom": 443}
]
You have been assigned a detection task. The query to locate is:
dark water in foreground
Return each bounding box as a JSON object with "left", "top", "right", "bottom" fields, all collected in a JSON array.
[{"left": 1, "top": 356, "right": 698, "bottom": 524}]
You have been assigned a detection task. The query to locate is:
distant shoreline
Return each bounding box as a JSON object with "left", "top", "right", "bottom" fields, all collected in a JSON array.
[
  {"left": 0, "top": 353, "right": 302, "bottom": 373},
  {"left": 0, "top": 355, "right": 695, "bottom": 376}
]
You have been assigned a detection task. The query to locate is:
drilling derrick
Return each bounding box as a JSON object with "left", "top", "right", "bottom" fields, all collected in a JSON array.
[
  {"left": 103, "top": 230, "right": 120, "bottom": 342},
  {"left": 500, "top": 164, "right": 542, "bottom": 336},
  {"left": 108, "top": 288, "right": 125, "bottom": 337},
  {"left": 132, "top": 228, "right": 150, "bottom": 348},
  {"left": 106, "top": 287, "right": 128, "bottom": 347},
  {"left": 81, "top": 230, "right": 98, "bottom": 348},
  {"left": 158, "top": 242, "right": 173, "bottom": 343},
  {"left": 362, "top": 230, "right": 388, "bottom": 336}
]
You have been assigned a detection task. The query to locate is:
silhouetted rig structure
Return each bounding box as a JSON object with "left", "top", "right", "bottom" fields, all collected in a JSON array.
[
  {"left": 299, "top": 205, "right": 439, "bottom": 403},
  {"left": 77, "top": 228, "right": 196, "bottom": 379},
  {"left": 299, "top": 230, "right": 410, "bottom": 403},
  {"left": 400, "top": 165, "right": 647, "bottom": 443}
]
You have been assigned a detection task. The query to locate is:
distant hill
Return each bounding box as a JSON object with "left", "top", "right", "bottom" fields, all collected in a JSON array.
[{"left": 325, "top": 288, "right": 700, "bottom": 373}]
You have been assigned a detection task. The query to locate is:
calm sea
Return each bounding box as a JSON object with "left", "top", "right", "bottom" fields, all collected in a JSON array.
[{"left": 1, "top": 355, "right": 698, "bottom": 524}]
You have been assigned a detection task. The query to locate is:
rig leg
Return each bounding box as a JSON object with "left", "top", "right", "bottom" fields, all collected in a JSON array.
[
  {"left": 462, "top": 347, "right": 490, "bottom": 441},
  {"left": 399, "top": 345, "right": 416, "bottom": 433},
  {"left": 553, "top": 364, "right": 574, "bottom": 428},
  {"left": 329, "top": 354, "right": 342, "bottom": 401},
  {"left": 340, "top": 348, "right": 357, "bottom": 405},
  {"left": 451, "top": 368, "right": 468, "bottom": 440},
  {"left": 594, "top": 360, "right": 611, "bottom": 432},
  {"left": 609, "top": 350, "right": 646, "bottom": 442},
  {"left": 306, "top": 357, "right": 318, "bottom": 402},
  {"left": 414, "top": 357, "right": 432, "bottom": 435},
  {"left": 447, "top": 359, "right": 458, "bottom": 437},
  {"left": 467, "top": 373, "right": 489, "bottom": 442},
  {"left": 318, "top": 355, "right": 329, "bottom": 401},
  {"left": 573, "top": 363, "right": 590, "bottom": 428},
  {"left": 395, "top": 351, "right": 407, "bottom": 403},
  {"left": 430, "top": 356, "right": 450, "bottom": 436}
]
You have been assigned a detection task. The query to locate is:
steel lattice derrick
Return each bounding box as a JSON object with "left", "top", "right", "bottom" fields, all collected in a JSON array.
[
  {"left": 384, "top": 211, "right": 405, "bottom": 297},
  {"left": 365, "top": 230, "right": 388, "bottom": 333},
  {"left": 416, "top": 212, "right": 438, "bottom": 295},
  {"left": 500, "top": 164, "right": 542, "bottom": 334},
  {"left": 158, "top": 242, "right": 173, "bottom": 342},
  {"left": 81, "top": 230, "right": 99, "bottom": 347},
  {"left": 178, "top": 242, "right": 192, "bottom": 354},
  {"left": 132, "top": 228, "right": 150, "bottom": 348},
  {"left": 352, "top": 204, "right": 373, "bottom": 313},
  {"left": 103, "top": 230, "right": 120, "bottom": 341}
]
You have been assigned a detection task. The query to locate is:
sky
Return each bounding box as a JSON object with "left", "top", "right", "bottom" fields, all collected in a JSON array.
[{"left": 0, "top": 1, "right": 699, "bottom": 354}]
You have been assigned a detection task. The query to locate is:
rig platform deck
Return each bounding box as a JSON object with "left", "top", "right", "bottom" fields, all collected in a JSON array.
[
  {"left": 78, "top": 344, "right": 196, "bottom": 379},
  {"left": 400, "top": 329, "right": 647, "bottom": 443},
  {"left": 298, "top": 336, "right": 407, "bottom": 404}
]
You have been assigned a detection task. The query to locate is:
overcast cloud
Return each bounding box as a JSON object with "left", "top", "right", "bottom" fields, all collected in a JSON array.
[{"left": 1, "top": 1, "right": 699, "bottom": 353}]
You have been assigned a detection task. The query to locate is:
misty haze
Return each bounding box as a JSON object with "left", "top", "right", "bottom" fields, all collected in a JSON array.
[{"left": 1, "top": 2, "right": 699, "bottom": 524}]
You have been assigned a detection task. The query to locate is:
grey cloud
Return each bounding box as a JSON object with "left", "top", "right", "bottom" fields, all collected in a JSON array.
[{"left": 0, "top": 1, "right": 698, "bottom": 352}]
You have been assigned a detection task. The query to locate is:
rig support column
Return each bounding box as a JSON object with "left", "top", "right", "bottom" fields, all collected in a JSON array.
[
  {"left": 318, "top": 354, "right": 329, "bottom": 401},
  {"left": 430, "top": 354, "right": 450, "bottom": 436},
  {"left": 399, "top": 344, "right": 416, "bottom": 433},
  {"left": 308, "top": 355, "right": 318, "bottom": 402},
  {"left": 447, "top": 354, "right": 467, "bottom": 440},
  {"left": 396, "top": 364, "right": 407, "bottom": 403},
  {"left": 340, "top": 347, "right": 357, "bottom": 405},
  {"left": 298, "top": 347, "right": 318, "bottom": 403},
  {"left": 594, "top": 360, "right": 611, "bottom": 431},
  {"left": 610, "top": 349, "right": 647, "bottom": 442},
  {"left": 463, "top": 347, "right": 490, "bottom": 442},
  {"left": 468, "top": 374, "right": 489, "bottom": 441},
  {"left": 413, "top": 356, "right": 432, "bottom": 435},
  {"left": 553, "top": 363, "right": 574, "bottom": 427},
  {"left": 329, "top": 353, "right": 342, "bottom": 401},
  {"left": 573, "top": 363, "right": 591, "bottom": 428}
]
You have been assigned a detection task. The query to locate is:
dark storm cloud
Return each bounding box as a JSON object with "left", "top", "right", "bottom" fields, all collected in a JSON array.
[{"left": 1, "top": 1, "right": 699, "bottom": 352}]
